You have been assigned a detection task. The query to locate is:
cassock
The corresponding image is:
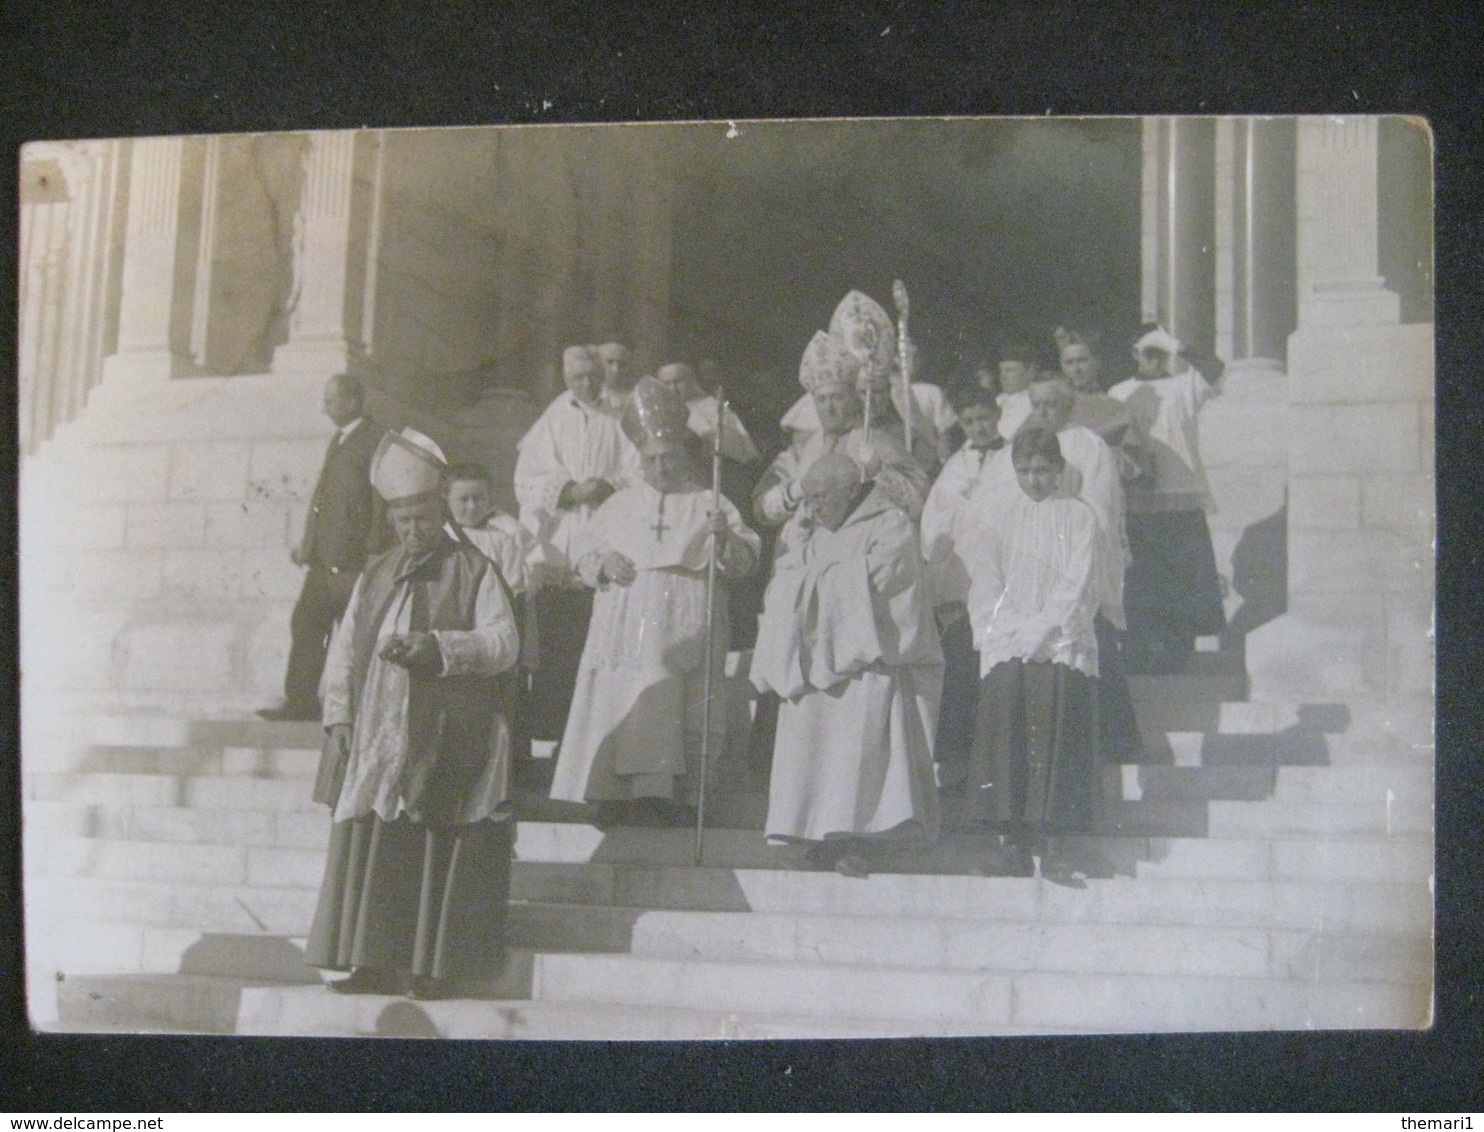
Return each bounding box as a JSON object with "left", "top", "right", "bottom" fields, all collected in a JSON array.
[
  {"left": 957, "top": 489, "right": 1102, "bottom": 834},
  {"left": 752, "top": 485, "right": 943, "bottom": 844},
  {"left": 1108, "top": 367, "right": 1226, "bottom": 664},
  {"left": 306, "top": 534, "right": 520, "bottom": 982},
  {"left": 549, "top": 481, "right": 760, "bottom": 803},
  {"left": 513, "top": 393, "right": 640, "bottom": 737}
]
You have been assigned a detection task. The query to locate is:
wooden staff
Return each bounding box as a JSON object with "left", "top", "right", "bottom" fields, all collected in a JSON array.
[
  {"left": 694, "top": 393, "right": 727, "bottom": 865},
  {"left": 892, "top": 278, "right": 912, "bottom": 458}
]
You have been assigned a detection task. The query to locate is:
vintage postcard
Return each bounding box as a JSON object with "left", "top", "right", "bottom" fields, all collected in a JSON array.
[{"left": 18, "top": 115, "right": 1434, "bottom": 1038}]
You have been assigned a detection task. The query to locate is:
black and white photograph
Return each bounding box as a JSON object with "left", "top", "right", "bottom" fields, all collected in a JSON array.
[{"left": 17, "top": 115, "right": 1435, "bottom": 1040}]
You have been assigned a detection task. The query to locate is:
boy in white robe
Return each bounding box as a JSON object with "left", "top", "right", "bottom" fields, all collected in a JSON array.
[
  {"left": 956, "top": 428, "right": 1102, "bottom": 887},
  {"left": 753, "top": 452, "right": 944, "bottom": 879},
  {"left": 550, "top": 377, "right": 760, "bottom": 826},
  {"left": 921, "top": 385, "right": 1009, "bottom": 786}
]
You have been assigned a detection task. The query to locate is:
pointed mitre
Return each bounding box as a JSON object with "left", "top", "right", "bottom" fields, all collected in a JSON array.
[
  {"left": 620, "top": 374, "right": 691, "bottom": 453},
  {"left": 828, "top": 289, "right": 896, "bottom": 376},
  {"left": 798, "top": 330, "right": 853, "bottom": 393},
  {"left": 371, "top": 427, "right": 448, "bottom": 504}
]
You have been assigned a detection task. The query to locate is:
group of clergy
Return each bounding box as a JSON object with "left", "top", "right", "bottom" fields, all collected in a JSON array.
[{"left": 301, "top": 287, "right": 1225, "bottom": 996}]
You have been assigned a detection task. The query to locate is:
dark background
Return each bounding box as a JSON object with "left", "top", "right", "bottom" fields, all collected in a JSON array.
[{"left": 2, "top": 1, "right": 1480, "bottom": 1113}]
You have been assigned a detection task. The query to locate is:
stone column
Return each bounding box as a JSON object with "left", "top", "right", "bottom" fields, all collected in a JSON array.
[
  {"left": 271, "top": 130, "right": 377, "bottom": 377},
  {"left": 100, "top": 137, "right": 206, "bottom": 383},
  {"left": 1247, "top": 117, "right": 1433, "bottom": 749},
  {"left": 1144, "top": 117, "right": 1217, "bottom": 359}
]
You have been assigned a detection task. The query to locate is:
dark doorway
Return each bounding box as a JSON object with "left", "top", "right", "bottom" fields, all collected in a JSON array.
[{"left": 664, "top": 118, "right": 1144, "bottom": 450}]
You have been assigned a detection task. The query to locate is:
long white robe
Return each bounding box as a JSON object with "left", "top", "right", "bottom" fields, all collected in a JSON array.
[
  {"left": 322, "top": 561, "right": 520, "bottom": 824},
  {"left": 513, "top": 393, "right": 641, "bottom": 585},
  {"left": 549, "top": 481, "right": 760, "bottom": 802},
  {"left": 956, "top": 489, "right": 1101, "bottom": 680},
  {"left": 752, "top": 488, "right": 943, "bottom": 843},
  {"left": 920, "top": 441, "right": 1006, "bottom": 606}
]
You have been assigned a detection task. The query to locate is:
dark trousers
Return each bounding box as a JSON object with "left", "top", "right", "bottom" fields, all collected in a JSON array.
[{"left": 283, "top": 565, "right": 358, "bottom": 712}]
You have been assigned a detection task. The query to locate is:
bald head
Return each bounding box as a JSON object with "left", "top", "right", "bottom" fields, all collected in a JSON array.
[
  {"left": 1027, "top": 374, "right": 1075, "bottom": 432},
  {"left": 801, "top": 452, "right": 865, "bottom": 531}
]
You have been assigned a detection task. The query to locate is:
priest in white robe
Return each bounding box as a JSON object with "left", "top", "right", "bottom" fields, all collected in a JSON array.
[
  {"left": 752, "top": 452, "right": 943, "bottom": 878},
  {"left": 550, "top": 377, "right": 760, "bottom": 826},
  {"left": 306, "top": 429, "right": 520, "bottom": 998},
  {"left": 956, "top": 427, "right": 1102, "bottom": 887},
  {"left": 513, "top": 345, "right": 641, "bottom": 739}
]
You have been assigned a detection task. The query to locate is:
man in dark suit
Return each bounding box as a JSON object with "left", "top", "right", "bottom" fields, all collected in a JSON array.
[{"left": 259, "top": 374, "right": 387, "bottom": 721}]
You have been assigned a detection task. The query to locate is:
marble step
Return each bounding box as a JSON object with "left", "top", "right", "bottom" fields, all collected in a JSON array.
[
  {"left": 70, "top": 744, "right": 321, "bottom": 778},
  {"left": 24, "top": 771, "right": 319, "bottom": 810},
  {"left": 529, "top": 952, "right": 1429, "bottom": 1031},
  {"left": 24, "top": 800, "right": 331, "bottom": 850},
  {"left": 623, "top": 908, "right": 1431, "bottom": 984},
  {"left": 1207, "top": 794, "right": 1434, "bottom": 839},
  {"left": 511, "top": 865, "right": 1432, "bottom": 934},
  {"left": 1127, "top": 674, "right": 1249, "bottom": 733},
  {"left": 55, "top": 956, "right": 538, "bottom": 1035},
  {"left": 36, "top": 876, "right": 321, "bottom": 935},
  {"left": 26, "top": 834, "right": 326, "bottom": 888},
  {"left": 1134, "top": 835, "right": 1433, "bottom": 885},
  {"left": 236, "top": 986, "right": 1010, "bottom": 1039},
  {"left": 84, "top": 714, "right": 325, "bottom": 750}
]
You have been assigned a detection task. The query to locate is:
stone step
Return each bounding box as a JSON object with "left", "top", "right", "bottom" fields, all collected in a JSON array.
[
  {"left": 514, "top": 822, "right": 792, "bottom": 868},
  {"left": 25, "top": 771, "right": 317, "bottom": 810},
  {"left": 236, "top": 985, "right": 985, "bottom": 1039},
  {"left": 37, "top": 876, "right": 320, "bottom": 935},
  {"left": 529, "top": 953, "right": 1428, "bottom": 1031},
  {"left": 1135, "top": 835, "right": 1433, "bottom": 885},
  {"left": 26, "top": 835, "right": 326, "bottom": 888},
  {"left": 506, "top": 901, "right": 644, "bottom": 953},
  {"left": 24, "top": 801, "right": 330, "bottom": 850},
  {"left": 511, "top": 864, "right": 1432, "bottom": 934},
  {"left": 57, "top": 956, "right": 537, "bottom": 1035},
  {"left": 514, "top": 790, "right": 769, "bottom": 830},
  {"left": 624, "top": 908, "right": 1431, "bottom": 984},
  {"left": 1207, "top": 795, "right": 1434, "bottom": 839},
  {"left": 72, "top": 744, "right": 320, "bottom": 778},
  {"left": 1099, "top": 798, "right": 1209, "bottom": 837},
  {"left": 1132, "top": 765, "right": 1279, "bottom": 802},
  {"left": 1269, "top": 764, "right": 1434, "bottom": 806},
  {"left": 85, "top": 714, "right": 324, "bottom": 750},
  {"left": 1127, "top": 674, "right": 1248, "bottom": 733}
]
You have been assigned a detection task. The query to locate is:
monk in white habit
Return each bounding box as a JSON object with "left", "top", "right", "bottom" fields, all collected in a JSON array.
[
  {"left": 753, "top": 330, "right": 930, "bottom": 551},
  {"left": 513, "top": 345, "right": 640, "bottom": 739},
  {"left": 957, "top": 427, "right": 1102, "bottom": 887},
  {"left": 753, "top": 451, "right": 943, "bottom": 879},
  {"left": 550, "top": 377, "right": 760, "bottom": 827},
  {"left": 306, "top": 428, "right": 520, "bottom": 999}
]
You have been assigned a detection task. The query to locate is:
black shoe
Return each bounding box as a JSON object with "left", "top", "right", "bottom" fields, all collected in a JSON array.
[
  {"left": 834, "top": 853, "right": 871, "bottom": 880},
  {"left": 258, "top": 704, "right": 319, "bottom": 722},
  {"left": 1040, "top": 855, "right": 1089, "bottom": 889},
  {"left": 328, "top": 967, "right": 404, "bottom": 995}
]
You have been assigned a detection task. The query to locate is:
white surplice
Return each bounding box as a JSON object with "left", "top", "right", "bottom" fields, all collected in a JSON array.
[
  {"left": 549, "top": 481, "right": 760, "bottom": 802},
  {"left": 1108, "top": 367, "right": 1217, "bottom": 514},
  {"left": 513, "top": 393, "right": 641, "bottom": 585},
  {"left": 751, "top": 486, "right": 943, "bottom": 844},
  {"left": 920, "top": 440, "right": 1006, "bottom": 606}
]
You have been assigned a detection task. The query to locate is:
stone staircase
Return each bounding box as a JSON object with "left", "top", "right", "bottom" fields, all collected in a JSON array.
[{"left": 22, "top": 660, "right": 1434, "bottom": 1037}]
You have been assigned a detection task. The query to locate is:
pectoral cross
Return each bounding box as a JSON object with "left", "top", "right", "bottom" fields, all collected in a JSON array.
[{"left": 651, "top": 495, "right": 669, "bottom": 541}]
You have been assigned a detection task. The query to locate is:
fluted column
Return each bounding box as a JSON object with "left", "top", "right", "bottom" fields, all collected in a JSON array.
[
  {"left": 271, "top": 130, "right": 378, "bottom": 377},
  {"left": 1230, "top": 118, "right": 1297, "bottom": 370},
  {"left": 100, "top": 136, "right": 206, "bottom": 382}
]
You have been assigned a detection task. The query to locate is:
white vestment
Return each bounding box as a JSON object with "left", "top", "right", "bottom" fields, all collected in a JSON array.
[
  {"left": 549, "top": 482, "right": 760, "bottom": 802},
  {"left": 752, "top": 487, "right": 943, "bottom": 844},
  {"left": 781, "top": 383, "right": 957, "bottom": 453},
  {"left": 996, "top": 389, "right": 1032, "bottom": 440},
  {"left": 458, "top": 511, "right": 537, "bottom": 595},
  {"left": 513, "top": 393, "right": 640, "bottom": 585},
  {"left": 920, "top": 441, "right": 1005, "bottom": 606},
  {"left": 1108, "top": 367, "right": 1217, "bottom": 514},
  {"left": 971, "top": 423, "right": 1128, "bottom": 628},
  {"left": 753, "top": 425, "right": 931, "bottom": 555},
  {"left": 956, "top": 489, "right": 1101, "bottom": 679},
  {"left": 322, "top": 561, "right": 520, "bottom": 824}
]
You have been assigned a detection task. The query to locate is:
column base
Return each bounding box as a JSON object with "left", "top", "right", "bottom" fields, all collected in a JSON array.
[{"left": 1299, "top": 280, "right": 1400, "bottom": 328}]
